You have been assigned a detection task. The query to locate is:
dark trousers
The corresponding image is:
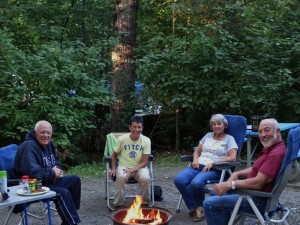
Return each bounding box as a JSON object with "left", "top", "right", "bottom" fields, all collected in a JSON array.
[{"left": 49, "top": 175, "right": 81, "bottom": 225}]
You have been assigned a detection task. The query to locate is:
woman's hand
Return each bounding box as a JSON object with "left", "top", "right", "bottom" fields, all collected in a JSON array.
[
  {"left": 202, "top": 162, "right": 213, "bottom": 172},
  {"left": 191, "top": 160, "right": 199, "bottom": 169}
]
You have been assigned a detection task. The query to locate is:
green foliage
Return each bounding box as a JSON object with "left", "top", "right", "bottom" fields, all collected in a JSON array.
[
  {"left": 1, "top": 0, "right": 300, "bottom": 161},
  {"left": 0, "top": 31, "right": 114, "bottom": 151},
  {"left": 0, "top": 0, "right": 116, "bottom": 155},
  {"left": 0, "top": 0, "right": 114, "bottom": 48},
  {"left": 134, "top": 0, "right": 300, "bottom": 147},
  {"left": 136, "top": 0, "right": 299, "bottom": 119}
]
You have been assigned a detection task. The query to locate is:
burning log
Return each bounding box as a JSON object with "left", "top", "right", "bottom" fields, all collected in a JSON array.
[{"left": 135, "top": 218, "right": 155, "bottom": 224}]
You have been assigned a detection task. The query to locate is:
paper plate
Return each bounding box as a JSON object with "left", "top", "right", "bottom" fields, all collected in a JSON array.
[{"left": 17, "top": 187, "right": 50, "bottom": 196}]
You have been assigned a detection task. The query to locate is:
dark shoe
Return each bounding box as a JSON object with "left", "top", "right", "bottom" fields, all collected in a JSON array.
[
  {"left": 113, "top": 204, "right": 126, "bottom": 210},
  {"left": 113, "top": 201, "right": 125, "bottom": 208},
  {"left": 13, "top": 204, "right": 25, "bottom": 213},
  {"left": 189, "top": 209, "right": 196, "bottom": 217}
]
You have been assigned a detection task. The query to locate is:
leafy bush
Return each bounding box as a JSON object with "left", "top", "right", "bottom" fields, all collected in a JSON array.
[{"left": 0, "top": 31, "right": 114, "bottom": 155}]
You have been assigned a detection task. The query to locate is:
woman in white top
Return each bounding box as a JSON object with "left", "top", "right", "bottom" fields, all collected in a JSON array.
[{"left": 174, "top": 114, "right": 238, "bottom": 222}]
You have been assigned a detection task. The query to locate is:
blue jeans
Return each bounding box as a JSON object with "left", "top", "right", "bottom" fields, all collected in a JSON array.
[
  {"left": 203, "top": 194, "right": 267, "bottom": 225},
  {"left": 174, "top": 165, "right": 221, "bottom": 210}
]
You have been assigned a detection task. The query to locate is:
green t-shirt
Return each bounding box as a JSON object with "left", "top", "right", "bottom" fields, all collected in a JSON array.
[{"left": 114, "top": 133, "right": 151, "bottom": 168}]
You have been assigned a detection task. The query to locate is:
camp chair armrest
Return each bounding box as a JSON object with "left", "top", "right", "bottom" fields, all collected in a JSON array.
[
  {"left": 7, "top": 179, "right": 20, "bottom": 186},
  {"left": 148, "top": 154, "right": 153, "bottom": 161},
  {"left": 104, "top": 155, "right": 112, "bottom": 163},
  {"left": 212, "top": 161, "right": 240, "bottom": 170},
  {"left": 228, "top": 189, "right": 273, "bottom": 198},
  {"left": 180, "top": 155, "right": 193, "bottom": 162}
]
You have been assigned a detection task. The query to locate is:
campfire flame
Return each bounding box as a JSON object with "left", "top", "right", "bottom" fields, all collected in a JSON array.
[{"left": 122, "top": 196, "right": 162, "bottom": 224}]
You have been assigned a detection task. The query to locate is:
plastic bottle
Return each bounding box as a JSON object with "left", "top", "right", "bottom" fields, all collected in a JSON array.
[
  {"left": 0, "top": 171, "right": 7, "bottom": 192},
  {"left": 36, "top": 177, "right": 42, "bottom": 190},
  {"left": 22, "top": 175, "right": 30, "bottom": 193},
  {"left": 29, "top": 178, "right": 36, "bottom": 191}
]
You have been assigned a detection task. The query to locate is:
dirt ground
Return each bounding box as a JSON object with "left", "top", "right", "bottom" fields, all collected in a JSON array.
[{"left": 1, "top": 164, "right": 300, "bottom": 225}]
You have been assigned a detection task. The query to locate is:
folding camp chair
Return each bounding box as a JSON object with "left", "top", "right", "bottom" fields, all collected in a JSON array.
[
  {"left": 104, "top": 132, "right": 155, "bottom": 211},
  {"left": 289, "top": 141, "right": 300, "bottom": 182},
  {"left": 0, "top": 144, "right": 55, "bottom": 225},
  {"left": 175, "top": 114, "right": 247, "bottom": 213},
  {"left": 227, "top": 126, "right": 300, "bottom": 225}
]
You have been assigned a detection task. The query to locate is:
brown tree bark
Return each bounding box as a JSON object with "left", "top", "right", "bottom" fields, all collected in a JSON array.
[{"left": 111, "top": 0, "right": 138, "bottom": 131}]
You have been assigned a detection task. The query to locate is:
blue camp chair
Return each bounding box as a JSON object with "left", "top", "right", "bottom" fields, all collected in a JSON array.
[
  {"left": 227, "top": 126, "right": 300, "bottom": 225},
  {"left": 0, "top": 144, "right": 18, "bottom": 181},
  {"left": 175, "top": 114, "right": 247, "bottom": 213},
  {"left": 0, "top": 144, "right": 53, "bottom": 225}
]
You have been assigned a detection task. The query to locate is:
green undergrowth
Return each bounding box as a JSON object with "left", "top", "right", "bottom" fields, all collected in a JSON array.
[
  {"left": 152, "top": 151, "right": 182, "bottom": 168},
  {"left": 65, "top": 161, "right": 105, "bottom": 180}
]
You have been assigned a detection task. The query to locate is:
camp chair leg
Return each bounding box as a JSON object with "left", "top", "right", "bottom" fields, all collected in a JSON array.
[
  {"left": 269, "top": 207, "right": 290, "bottom": 225},
  {"left": 3, "top": 205, "right": 15, "bottom": 225},
  {"left": 228, "top": 196, "right": 243, "bottom": 225},
  {"left": 148, "top": 161, "right": 155, "bottom": 207},
  {"left": 27, "top": 201, "right": 47, "bottom": 220},
  {"left": 106, "top": 182, "right": 114, "bottom": 211},
  {"left": 176, "top": 195, "right": 183, "bottom": 213},
  {"left": 247, "top": 196, "right": 266, "bottom": 225},
  {"left": 105, "top": 160, "right": 115, "bottom": 211},
  {"left": 149, "top": 182, "right": 155, "bottom": 207},
  {"left": 46, "top": 199, "right": 53, "bottom": 225}
]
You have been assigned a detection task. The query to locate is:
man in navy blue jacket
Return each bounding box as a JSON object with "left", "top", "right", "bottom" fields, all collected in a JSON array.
[{"left": 14, "top": 120, "right": 81, "bottom": 225}]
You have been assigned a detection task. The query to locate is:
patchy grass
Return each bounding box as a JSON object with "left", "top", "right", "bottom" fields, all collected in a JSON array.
[
  {"left": 65, "top": 161, "right": 105, "bottom": 180},
  {"left": 65, "top": 152, "right": 185, "bottom": 180},
  {"left": 153, "top": 151, "right": 183, "bottom": 167}
]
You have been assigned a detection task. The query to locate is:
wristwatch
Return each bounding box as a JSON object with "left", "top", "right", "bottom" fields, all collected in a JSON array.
[{"left": 231, "top": 181, "right": 236, "bottom": 190}]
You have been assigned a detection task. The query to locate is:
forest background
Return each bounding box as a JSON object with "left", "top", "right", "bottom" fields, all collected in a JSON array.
[{"left": 0, "top": 0, "right": 299, "bottom": 166}]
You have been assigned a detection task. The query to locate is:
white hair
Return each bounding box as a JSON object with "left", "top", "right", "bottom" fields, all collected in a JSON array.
[
  {"left": 34, "top": 120, "right": 52, "bottom": 131},
  {"left": 260, "top": 118, "right": 279, "bottom": 130},
  {"left": 210, "top": 114, "right": 228, "bottom": 127}
]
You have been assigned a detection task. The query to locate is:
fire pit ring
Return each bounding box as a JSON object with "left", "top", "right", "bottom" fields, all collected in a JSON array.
[{"left": 110, "top": 206, "right": 173, "bottom": 225}]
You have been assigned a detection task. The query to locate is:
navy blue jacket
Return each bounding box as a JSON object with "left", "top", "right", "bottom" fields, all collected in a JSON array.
[{"left": 14, "top": 130, "right": 61, "bottom": 185}]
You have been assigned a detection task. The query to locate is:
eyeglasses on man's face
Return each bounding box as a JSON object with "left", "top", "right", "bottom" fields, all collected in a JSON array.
[{"left": 38, "top": 130, "right": 53, "bottom": 135}]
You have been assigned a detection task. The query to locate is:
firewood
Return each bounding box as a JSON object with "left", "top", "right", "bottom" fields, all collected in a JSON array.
[{"left": 135, "top": 217, "right": 155, "bottom": 224}]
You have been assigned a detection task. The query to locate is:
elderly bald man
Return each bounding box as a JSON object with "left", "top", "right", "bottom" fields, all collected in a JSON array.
[{"left": 14, "top": 120, "right": 81, "bottom": 225}]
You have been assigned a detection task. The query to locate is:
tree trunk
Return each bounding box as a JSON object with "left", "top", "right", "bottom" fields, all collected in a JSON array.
[{"left": 111, "top": 0, "right": 138, "bottom": 131}]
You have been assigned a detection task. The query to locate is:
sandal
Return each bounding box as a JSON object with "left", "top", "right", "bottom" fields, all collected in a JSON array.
[{"left": 193, "top": 207, "right": 205, "bottom": 222}]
